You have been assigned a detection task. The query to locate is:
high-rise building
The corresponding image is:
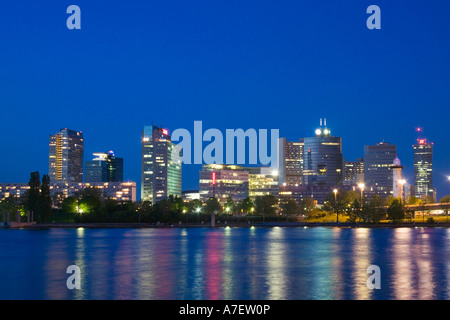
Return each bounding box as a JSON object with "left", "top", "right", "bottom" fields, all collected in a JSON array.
[
  {"left": 141, "top": 125, "right": 182, "bottom": 203},
  {"left": 278, "top": 138, "right": 303, "bottom": 186},
  {"left": 199, "top": 164, "right": 249, "bottom": 203},
  {"left": 343, "top": 158, "right": 364, "bottom": 185},
  {"left": 49, "top": 128, "right": 84, "bottom": 183},
  {"left": 363, "top": 142, "right": 397, "bottom": 197},
  {"left": 85, "top": 151, "right": 123, "bottom": 183},
  {"left": 413, "top": 137, "right": 434, "bottom": 200},
  {"left": 302, "top": 120, "right": 343, "bottom": 186},
  {"left": 245, "top": 167, "right": 279, "bottom": 201}
]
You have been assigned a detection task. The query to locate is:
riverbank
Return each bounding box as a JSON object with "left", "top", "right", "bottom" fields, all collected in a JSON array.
[{"left": 7, "top": 221, "right": 450, "bottom": 229}]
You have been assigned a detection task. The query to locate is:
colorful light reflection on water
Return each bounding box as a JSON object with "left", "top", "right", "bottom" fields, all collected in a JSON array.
[{"left": 0, "top": 227, "right": 449, "bottom": 300}]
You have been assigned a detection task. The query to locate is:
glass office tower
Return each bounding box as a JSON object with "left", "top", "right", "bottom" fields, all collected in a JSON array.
[
  {"left": 49, "top": 128, "right": 84, "bottom": 183},
  {"left": 413, "top": 138, "right": 433, "bottom": 200},
  {"left": 363, "top": 142, "right": 397, "bottom": 197},
  {"left": 278, "top": 138, "right": 304, "bottom": 186},
  {"left": 85, "top": 151, "right": 123, "bottom": 183},
  {"left": 302, "top": 124, "right": 343, "bottom": 186},
  {"left": 141, "top": 125, "right": 182, "bottom": 202}
]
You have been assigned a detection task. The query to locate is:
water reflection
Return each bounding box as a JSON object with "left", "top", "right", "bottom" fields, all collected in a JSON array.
[
  {"left": 2, "top": 227, "right": 450, "bottom": 299},
  {"left": 265, "top": 227, "right": 286, "bottom": 300},
  {"left": 351, "top": 228, "right": 372, "bottom": 300}
]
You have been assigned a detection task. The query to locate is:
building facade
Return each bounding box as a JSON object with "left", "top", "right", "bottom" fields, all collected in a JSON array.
[
  {"left": 141, "top": 125, "right": 182, "bottom": 203},
  {"left": 363, "top": 142, "right": 397, "bottom": 197},
  {"left": 199, "top": 164, "right": 249, "bottom": 203},
  {"left": 0, "top": 182, "right": 136, "bottom": 207},
  {"left": 245, "top": 167, "right": 279, "bottom": 201},
  {"left": 0, "top": 183, "right": 29, "bottom": 202},
  {"left": 85, "top": 151, "right": 123, "bottom": 183},
  {"left": 343, "top": 158, "right": 364, "bottom": 186},
  {"left": 278, "top": 138, "right": 303, "bottom": 186},
  {"left": 413, "top": 138, "right": 434, "bottom": 200},
  {"left": 49, "top": 128, "right": 84, "bottom": 183},
  {"left": 279, "top": 184, "right": 356, "bottom": 205}
]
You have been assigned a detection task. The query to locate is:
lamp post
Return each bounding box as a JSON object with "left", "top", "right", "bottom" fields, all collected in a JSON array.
[{"left": 358, "top": 183, "right": 365, "bottom": 208}]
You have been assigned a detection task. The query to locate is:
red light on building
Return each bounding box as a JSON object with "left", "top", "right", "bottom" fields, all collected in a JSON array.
[
  {"left": 212, "top": 172, "right": 216, "bottom": 185},
  {"left": 418, "top": 139, "right": 426, "bottom": 145},
  {"left": 162, "top": 129, "right": 168, "bottom": 135}
]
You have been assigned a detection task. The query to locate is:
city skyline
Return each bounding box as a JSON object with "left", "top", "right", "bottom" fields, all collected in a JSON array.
[
  {"left": 0, "top": 121, "right": 444, "bottom": 202},
  {"left": 1, "top": 1, "right": 450, "bottom": 200}
]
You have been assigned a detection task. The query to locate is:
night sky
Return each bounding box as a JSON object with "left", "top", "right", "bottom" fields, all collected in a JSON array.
[{"left": 1, "top": 1, "right": 449, "bottom": 200}]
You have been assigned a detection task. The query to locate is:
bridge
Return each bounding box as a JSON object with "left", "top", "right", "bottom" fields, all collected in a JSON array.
[{"left": 405, "top": 202, "right": 450, "bottom": 214}]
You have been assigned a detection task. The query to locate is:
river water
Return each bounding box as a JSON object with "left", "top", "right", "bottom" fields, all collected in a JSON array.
[{"left": 0, "top": 226, "right": 448, "bottom": 300}]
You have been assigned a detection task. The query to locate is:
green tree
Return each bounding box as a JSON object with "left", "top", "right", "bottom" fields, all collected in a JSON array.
[
  {"left": 299, "top": 197, "right": 315, "bottom": 217},
  {"left": 0, "top": 196, "right": 24, "bottom": 222},
  {"left": 26, "top": 171, "right": 40, "bottom": 220},
  {"left": 189, "top": 199, "right": 203, "bottom": 214},
  {"left": 439, "top": 195, "right": 450, "bottom": 203},
  {"left": 407, "top": 196, "right": 421, "bottom": 205},
  {"left": 62, "top": 196, "right": 78, "bottom": 214},
  {"left": 327, "top": 190, "right": 351, "bottom": 222},
  {"left": 153, "top": 199, "right": 174, "bottom": 223},
  {"left": 342, "top": 198, "right": 361, "bottom": 223},
  {"left": 38, "top": 174, "right": 53, "bottom": 223},
  {"left": 387, "top": 198, "right": 405, "bottom": 223},
  {"left": 204, "top": 197, "right": 222, "bottom": 215},
  {"left": 280, "top": 198, "right": 300, "bottom": 216},
  {"left": 78, "top": 187, "right": 102, "bottom": 214},
  {"left": 254, "top": 195, "right": 278, "bottom": 216},
  {"left": 360, "top": 195, "right": 385, "bottom": 223},
  {"left": 242, "top": 197, "right": 255, "bottom": 214},
  {"left": 224, "top": 197, "right": 235, "bottom": 214},
  {"left": 138, "top": 200, "right": 153, "bottom": 222}
]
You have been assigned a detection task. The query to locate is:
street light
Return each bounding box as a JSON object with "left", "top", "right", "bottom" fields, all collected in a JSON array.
[{"left": 358, "top": 183, "right": 365, "bottom": 207}]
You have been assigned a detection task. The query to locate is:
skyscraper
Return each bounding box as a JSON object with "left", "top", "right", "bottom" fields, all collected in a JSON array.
[
  {"left": 413, "top": 137, "right": 434, "bottom": 200},
  {"left": 363, "top": 142, "right": 397, "bottom": 197},
  {"left": 343, "top": 158, "right": 364, "bottom": 185},
  {"left": 49, "top": 128, "right": 84, "bottom": 183},
  {"left": 85, "top": 151, "right": 123, "bottom": 183},
  {"left": 278, "top": 138, "right": 303, "bottom": 186},
  {"left": 302, "top": 120, "right": 343, "bottom": 186},
  {"left": 141, "top": 125, "right": 182, "bottom": 202}
]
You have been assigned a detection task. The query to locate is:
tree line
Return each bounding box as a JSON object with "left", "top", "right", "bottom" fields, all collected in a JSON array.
[{"left": 0, "top": 171, "right": 52, "bottom": 223}]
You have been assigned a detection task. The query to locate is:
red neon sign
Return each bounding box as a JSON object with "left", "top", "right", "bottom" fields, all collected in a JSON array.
[
  {"left": 162, "top": 129, "right": 168, "bottom": 135},
  {"left": 212, "top": 172, "right": 216, "bottom": 185}
]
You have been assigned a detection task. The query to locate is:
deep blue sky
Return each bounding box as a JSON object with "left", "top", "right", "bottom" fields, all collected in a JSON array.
[{"left": 1, "top": 1, "right": 450, "bottom": 200}]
